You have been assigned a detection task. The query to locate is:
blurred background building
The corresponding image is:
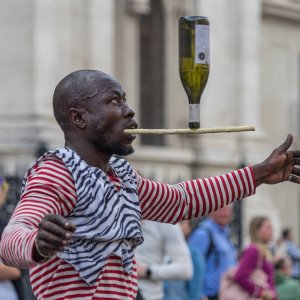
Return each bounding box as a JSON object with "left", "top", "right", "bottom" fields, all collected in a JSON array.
[{"left": 0, "top": 0, "right": 300, "bottom": 246}]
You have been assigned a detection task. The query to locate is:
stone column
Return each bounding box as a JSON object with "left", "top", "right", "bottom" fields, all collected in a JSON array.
[
  {"left": 235, "top": 0, "right": 263, "bottom": 133},
  {"left": 33, "top": 0, "right": 116, "bottom": 148},
  {"left": 0, "top": 0, "right": 35, "bottom": 174}
]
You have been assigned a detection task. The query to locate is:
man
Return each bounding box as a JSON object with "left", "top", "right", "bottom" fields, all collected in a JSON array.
[
  {"left": 274, "top": 256, "right": 300, "bottom": 300},
  {"left": 280, "top": 228, "right": 300, "bottom": 280},
  {"left": 189, "top": 205, "right": 235, "bottom": 300},
  {"left": 0, "top": 69, "right": 299, "bottom": 300},
  {"left": 0, "top": 177, "right": 22, "bottom": 300}
]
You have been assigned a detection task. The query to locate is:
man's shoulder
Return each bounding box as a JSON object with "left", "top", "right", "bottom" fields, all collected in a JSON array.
[
  {"left": 34, "top": 154, "right": 66, "bottom": 169},
  {"left": 27, "top": 153, "right": 69, "bottom": 180}
]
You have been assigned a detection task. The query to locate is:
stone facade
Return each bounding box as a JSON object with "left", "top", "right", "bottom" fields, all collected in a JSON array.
[{"left": 0, "top": 0, "right": 299, "bottom": 242}]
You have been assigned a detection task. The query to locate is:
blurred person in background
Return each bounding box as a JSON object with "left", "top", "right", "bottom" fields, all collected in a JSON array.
[
  {"left": 0, "top": 177, "right": 11, "bottom": 232},
  {"left": 136, "top": 290, "right": 144, "bottom": 300},
  {"left": 188, "top": 205, "right": 236, "bottom": 300},
  {"left": 232, "top": 216, "right": 276, "bottom": 300},
  {"left": 0, "top": 177, "right": 22, "bottom": 300},
  {"left": 136, "top": 221, "right": 193, "bottom": 300},
  {"left": 0, "top": 259, "right": 22, "bottom": 300},
  {"left": 164, "top": 219, "right": 205, "bottom": 300},
  {"left": 274, "top": 256, "right": 300, "bottom": 300},
  {"left": 278, "top": 228, "right": 300, "bottom": 280}
]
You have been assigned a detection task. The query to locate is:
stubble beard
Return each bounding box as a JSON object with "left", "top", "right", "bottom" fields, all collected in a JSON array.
[{"left": 91, "top": 124, "right": 134, "bottom": 157}]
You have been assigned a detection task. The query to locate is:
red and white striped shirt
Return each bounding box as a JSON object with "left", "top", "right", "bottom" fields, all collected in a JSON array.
[{"left": 0, "top": 156, "right": 256, "bottom": 299}]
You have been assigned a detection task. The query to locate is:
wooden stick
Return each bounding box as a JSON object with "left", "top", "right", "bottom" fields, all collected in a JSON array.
[{"left": 124, "top": 125, "right": 255, "bottom": 135}]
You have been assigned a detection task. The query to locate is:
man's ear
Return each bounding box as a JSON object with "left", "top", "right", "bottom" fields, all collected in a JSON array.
[{"left": 68, "top": 107, "right": 87, "bottom": 129}]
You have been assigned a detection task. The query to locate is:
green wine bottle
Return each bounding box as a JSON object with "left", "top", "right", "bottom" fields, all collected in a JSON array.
[{"left": 179, "top": 16, "right": 210, "bottom": 129}]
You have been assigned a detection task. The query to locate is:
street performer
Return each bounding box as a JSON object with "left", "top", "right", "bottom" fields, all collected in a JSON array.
[{"left": 1, "top": 70, "right": 299, "bottom": 300}]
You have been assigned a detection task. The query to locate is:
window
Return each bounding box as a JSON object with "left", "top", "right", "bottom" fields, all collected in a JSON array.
[{"left": 139, "top": 0, "right": 165, "bottom": 145}]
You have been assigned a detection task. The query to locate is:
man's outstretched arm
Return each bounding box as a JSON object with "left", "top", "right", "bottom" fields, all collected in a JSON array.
[{"left": 137, "top": 134, "right": 300, "bottom": 223}]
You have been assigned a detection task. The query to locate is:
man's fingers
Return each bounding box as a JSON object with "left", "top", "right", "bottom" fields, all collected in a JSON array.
[
  {"left": 293, "top": 177, "right": 300, "bottom": 184},
  {"left": 36, "top": 214, "right": 76, "bottom": 257},
  {"left": 64, "top": 222, "right": 76, "bottom": 232},
  {"left": 36, "top": 238, "right": 62, "bottom": 256},
  {"left": 293, "top": 151, "right": 300, "bottom": 164},
  {"left": 292, "top": 167, "right": 300, "bottom": 176},
  {"left": 44, "top": 214, "right": 76, "bottom": 232},
  {"left": 37, "top": 230, "right": 70, "bottom": 248},
  {"left": 288, "top": 173, "right": 300, "bottom": 184},
  {"left": 288, "top": 168, "right": 300, "bottom": 184},
  {"left": 277, "top": 134, "right": 293, "bottom": 153},
  {"left": 39, "top": 219, "right": 73, "bottom": 240}
]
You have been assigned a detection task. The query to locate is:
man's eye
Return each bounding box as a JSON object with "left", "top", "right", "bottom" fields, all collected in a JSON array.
[{"left": 111, "top": 98, "right": 119, "bottom": 105}]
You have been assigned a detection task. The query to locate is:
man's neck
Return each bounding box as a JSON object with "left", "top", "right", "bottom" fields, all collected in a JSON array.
[
  {"left": 210, "top": 218, "right": 227, "bottom": 229},
  {"left": 65, "top": 142, "right": 111, "bottom": 173}
]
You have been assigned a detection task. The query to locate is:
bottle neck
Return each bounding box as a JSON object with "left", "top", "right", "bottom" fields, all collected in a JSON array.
[{"left": 189, "top": 104, "right": 200, "bottom": 129}]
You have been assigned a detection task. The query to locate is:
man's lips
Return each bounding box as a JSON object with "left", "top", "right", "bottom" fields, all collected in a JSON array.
[
  {"left": 124, "top": 121, "right": 138, "bottom": 131},
  {"left": 123, "top": 122, "right": 138, "bottom": 141}
]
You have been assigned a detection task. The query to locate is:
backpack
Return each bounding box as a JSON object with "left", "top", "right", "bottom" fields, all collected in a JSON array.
[{"left": 202, "top": 226, "right": 220, "bottom": 268}]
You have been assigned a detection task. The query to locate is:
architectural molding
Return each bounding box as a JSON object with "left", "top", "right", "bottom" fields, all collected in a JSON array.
[
  {"left": 125, "top": 0, "right": 151, "bottom": 15},
  {"left": 263, "top": 0, "right": 300, "bottom": 21}
]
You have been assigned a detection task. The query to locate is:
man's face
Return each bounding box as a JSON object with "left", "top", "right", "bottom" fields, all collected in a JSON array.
[
  {"left": 210, "top": 205, "right": 233, "bottom": 227},
  {"left": 83, "top": 79, "right": 138, "bottom": 156}
]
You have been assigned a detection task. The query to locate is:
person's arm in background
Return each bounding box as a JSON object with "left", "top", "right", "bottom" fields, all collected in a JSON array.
[
  {"left": 0, "top": 264, "right": 21, "bottom": 280},
  {"left": 286, "top": 242, "right": 300, "bottom": 261},
  {"left": 139, "top": 224, "right": 193, "bottom": 280},
  {"left": 187, "top": 247, "right": 205, "bottom": 300},
  {"left": 234, "top": 245, "right": 275, "bottom": 299},
  {"left": 233, "top": 246, "right": 262, "bottom": 296}
]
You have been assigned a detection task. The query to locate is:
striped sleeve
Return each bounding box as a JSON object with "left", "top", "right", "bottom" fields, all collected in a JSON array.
[
  {"left": 0, "top": 157, "right": 77, "bottom": 268},
  {"left": 137, "top": 166, "right": 256, "bottom": 223}
]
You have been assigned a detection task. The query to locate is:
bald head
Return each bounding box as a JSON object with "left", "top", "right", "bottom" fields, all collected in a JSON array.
[{"left": 53, "top": 70, "right": 120, "bottom": 130}]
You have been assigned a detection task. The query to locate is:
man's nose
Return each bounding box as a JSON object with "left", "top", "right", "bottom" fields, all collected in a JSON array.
[{"left": 123, "top": 104, "right": 135, "bottom": 118}]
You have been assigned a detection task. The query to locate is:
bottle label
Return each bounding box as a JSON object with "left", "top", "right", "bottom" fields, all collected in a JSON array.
[
  {"left": 189, "top": 104, "right": 200, "bottom": 122},
  {"left": 195, "top": 24, "right": 210, "bottom": 64}
]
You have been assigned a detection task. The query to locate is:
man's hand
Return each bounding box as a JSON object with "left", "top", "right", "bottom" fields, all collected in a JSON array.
[
  {"left": 253, "top": 134, "right": 300, "bottom": 186},
  {"left": 136, "top": 263, "right": 148, "bottom": 278},
  {"left": 33, "top": 214, "right": 76, "bottom": 261}
]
